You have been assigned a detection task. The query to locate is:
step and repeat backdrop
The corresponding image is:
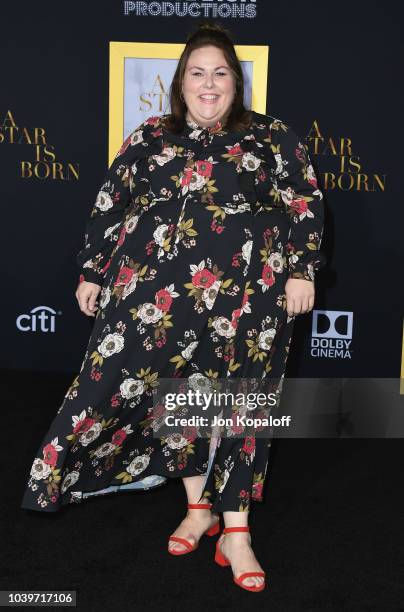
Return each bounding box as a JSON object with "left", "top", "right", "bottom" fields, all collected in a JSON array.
[{"left": 1, "top": 1, "right": 403, "bottom": 384}]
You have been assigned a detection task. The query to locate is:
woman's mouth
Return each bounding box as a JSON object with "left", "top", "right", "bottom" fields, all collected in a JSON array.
[{"left": 199, "top": 94, "right": 220, "bottom": 104}]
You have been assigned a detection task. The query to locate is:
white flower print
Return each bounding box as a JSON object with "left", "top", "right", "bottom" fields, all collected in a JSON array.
[
  {"left": 218, "top": 468, "right": 230, "bottom": 493},
  {"left": 138, "top": 303, "right": 164, "bottom": 324},
  {"left": 212, "top": 316, "right": 236, "bottom": 339},
  {"left": 126, "top": 454, "right": 150, "bottom": 476},
  {"left": 188, "top": 373, "right": 213, "bottom": 394},
  {"left": 93, "top": 442, "right": 116, "bottom": 458},
  {"left": 153, "top": 146, "right": 176, "bottom": 166},
  {"left": 104, "top": 222, "right": 121, "bottom": 239},
  {"left": 120, "top": 378, "right": 145, "bottom": 399},
  {"left": 98, "top": 333, "right": 125, "bottom": 358},
  {"left": 121, "top": 275, "right": 138, "bottom": 300},
  {"left": 125, "top": 215, "right": 140, "bottom": 234},
  {"left": 307, "top": 164, "right": 316, "bottom": 183},
  {"left": 241, "top": 152, "right": 261, "bottom": 171},
  {"left": 202, "top": 280, "right": 221, "bottom": 310},
  {"left": 181, "top": 340, "right": 199, "bottom": 361},
  {"left": 30, "top": 458, "right": 51, "bottom": 481},
  {"left": 306, "top": 263, "right": 315, "bottom": 281},
  {"left": 268, "top": 252, "right": 284, "bottom": 273},
  {"left": 99, "top": 287, "right": 111, "bottom": 310},
  {"left": 242, "top": 240, "right": 253, "bottom": 265},
  {"left": 79, "top": 422, "right": 103, "bottom": 447},
  {"left": 258, "top": 328, "right": 276, "bottom": 351},
  {"left": 60, "top": 470, "right": 80, "bottom": 494},
  {"left": 153, "top": 224, "right": 169, "bottom": 247},
  {"left": 95, "top": 191, "right": 114, "bottom": 212},
  {"left": 165, "top": 433, "right": 189, "bottom": 450},
  {"left": 279, "top": 186, "right": 294, "bottom": 206},
  {"left": 188, "top": 172, "right": 207, "bottom": 192},
  {"left": 273, "top": 152, "right": 286, "bottom": 175},
  {"left": 130, "top": 129, "right": 144, "bottom": 146}
]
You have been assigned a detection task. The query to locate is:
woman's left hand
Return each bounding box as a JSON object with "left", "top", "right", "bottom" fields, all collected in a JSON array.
[{"left": 285, "top": 278, "right": 315, "bottom": 317}]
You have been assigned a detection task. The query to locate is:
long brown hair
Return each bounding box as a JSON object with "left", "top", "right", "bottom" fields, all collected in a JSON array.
[{"left": 162, "top": 21, "right": 253, "bottom": 134}]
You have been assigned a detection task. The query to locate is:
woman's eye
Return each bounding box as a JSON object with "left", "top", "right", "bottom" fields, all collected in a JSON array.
[{"left": 191, "top": 72, "right": 228, "bottom": 77}]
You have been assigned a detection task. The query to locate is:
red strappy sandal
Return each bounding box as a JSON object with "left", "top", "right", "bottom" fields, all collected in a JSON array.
[
  {"left": 168, "top": 502, "right": 220, "bottom": 556},
  {"left": 214, "top": 526, "right": 266, "bottom": 592}
]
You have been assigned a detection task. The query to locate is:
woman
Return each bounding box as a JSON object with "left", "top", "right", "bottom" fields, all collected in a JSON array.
[{"left": 21, "top": 22, "right": 326, "bottom": 592}]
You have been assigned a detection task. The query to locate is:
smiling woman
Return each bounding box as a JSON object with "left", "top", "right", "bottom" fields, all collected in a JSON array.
[
  {"left": 21, "top": 20, "right": 326, "bottom": 594},
  {"left": 183, "top": 50, "right": 235, "bottom": 125}
]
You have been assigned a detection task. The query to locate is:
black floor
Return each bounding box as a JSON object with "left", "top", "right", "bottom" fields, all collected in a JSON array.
[{"left": 2, "top": 369, "right": 404, "bottom": 611}]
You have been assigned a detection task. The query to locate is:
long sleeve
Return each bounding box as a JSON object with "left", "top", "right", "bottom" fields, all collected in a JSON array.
[
  {"left": 270, "top": 119, "right": 326, "bottom": 282},
  {"left": 76, "top": 117, "right": 162, "bottom": 285}
]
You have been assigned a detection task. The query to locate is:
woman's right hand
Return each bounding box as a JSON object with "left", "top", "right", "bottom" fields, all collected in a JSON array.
[{"left": 75, "top": 279, "right": 102, "bottom": 317}]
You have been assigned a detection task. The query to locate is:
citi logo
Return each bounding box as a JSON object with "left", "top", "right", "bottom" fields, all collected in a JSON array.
[
  {"left": 311, "top": 310, "right": 353, "bottom": 359},
  {"left": 16, "top": 306, "right": 62, "bottom": 332}
]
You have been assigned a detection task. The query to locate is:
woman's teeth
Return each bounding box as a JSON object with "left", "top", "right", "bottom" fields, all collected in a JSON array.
[{"left": 200, "top": 95, "right": 219, "bottom": 103}]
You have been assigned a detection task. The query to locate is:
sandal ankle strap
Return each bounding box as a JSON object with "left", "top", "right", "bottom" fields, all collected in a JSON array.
[
  {"left": 223, "top": 526, "right": 250, "bottom": 534},
  {"left": 187, "top": 503, "right": 212, "bottom": 509}
]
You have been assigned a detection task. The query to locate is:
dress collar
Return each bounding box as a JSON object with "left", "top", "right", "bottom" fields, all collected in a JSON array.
[
  {"left": 160, "top": 111, "right": 260, "bottom": 148},
  {"left": 185, "top": 115, "right": 225, "bottom": 131},
  {"left": 184, "top": 114, "right": 228, "bottom": 140}
]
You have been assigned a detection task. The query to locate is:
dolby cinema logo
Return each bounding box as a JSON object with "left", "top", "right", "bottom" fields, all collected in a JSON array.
[{"left": 311, "top": 310, "right": 353, "bottom": 359}]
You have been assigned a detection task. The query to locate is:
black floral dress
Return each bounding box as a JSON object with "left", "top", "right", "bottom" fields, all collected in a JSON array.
[{"left": 21, "top": 110, "right": 326, "bottom": 513}]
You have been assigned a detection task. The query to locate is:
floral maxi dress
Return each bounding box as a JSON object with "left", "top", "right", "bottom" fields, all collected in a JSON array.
[{"left": 21, "top": 110, "right": 326, "bottom": 513}]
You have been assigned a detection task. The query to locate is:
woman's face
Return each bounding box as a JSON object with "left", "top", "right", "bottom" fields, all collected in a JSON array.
[{"left": 182, "top": 45, "right": 236, "bottom": 127}]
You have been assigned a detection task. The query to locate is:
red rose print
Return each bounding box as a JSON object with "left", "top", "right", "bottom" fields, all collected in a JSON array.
[
  {"left": 155, "top": 288, "right": 173, "bottom": 311},
  {"left": 228, "top": 144, "right": 243, "bottom": 156},
  {"left": 117, "top": 225, "right": 127, "bottom": 247},
  {"left": 195, "top": 160, "right": 213, "bottom": 177},
  {"left": 101, "top": 259, "right": 111, "bottom": 275},
  {"left": 291, "top": 198, "right": 308, "bottom": 215},
  {"left": 261, "top": 264, "right": 275, "bottom": 287},
  {"left": 183, "top": 426, "right": 197, "bottom": 442},
  {"left": 146, "top": 115, "right": 160, "bottom": 127},
  {"left": 192, "top": 268, "right": 217, "bottom": 288},
  {"left": 42, "top": 443, "right": 58, "bottom": 467},
  {"left": 252, "top": 482, "right": 263, "bottom": 498},
  {"left": 112, "top": 429, "right": 127, "bottom": 446},
  {"left": 295, "top": 145, "right": 306, "bottom": 163},
  {"left": 231, "top": 308, "right": 242, "bottom": 328},
  {"left": 73, "top": 417, "right": 96, "bottom": 434},
  {"left": 181, "top": 167, "right": 193, "bottom": 186},
  {"left": 242, "top": 436, "right": 255, "bottom": 454},
  {"left": 114, "top": 266, "right": 134, "bottom": 286}
]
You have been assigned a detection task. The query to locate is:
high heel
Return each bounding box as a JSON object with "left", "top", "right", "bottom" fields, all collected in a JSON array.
[
  {"left": 214, "top": 526, "right": 266, "bottom": 592},
  {"left": 168, "top": 502, "right": 220, "bottom": 556}
]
